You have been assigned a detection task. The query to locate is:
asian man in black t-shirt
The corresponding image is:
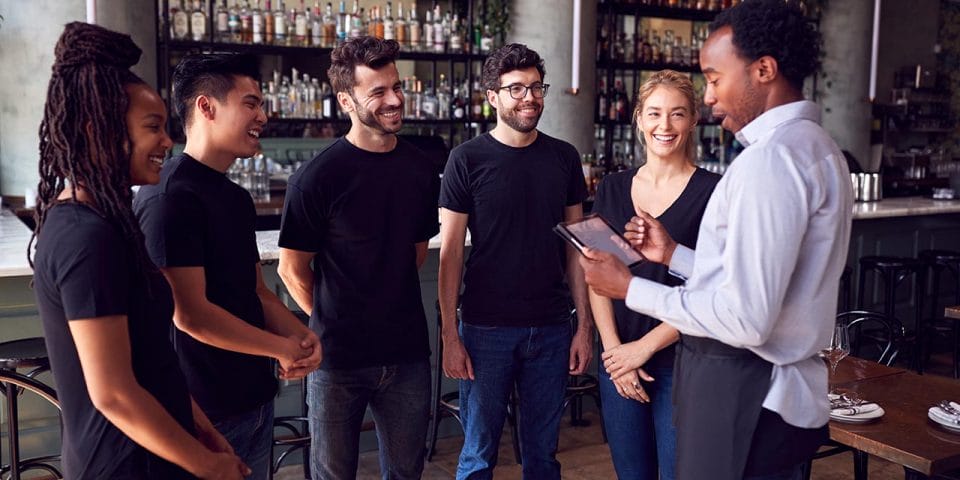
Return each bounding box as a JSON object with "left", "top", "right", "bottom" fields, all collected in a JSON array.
[
  {"left": 438, "top": 44, "right": 593, "bottom": 479},
  {"left": 277, "top": 37, "right": 439, "bottom": 479},
  {"left": 134, "top": 54, "right": 321, "bottom": 479}
]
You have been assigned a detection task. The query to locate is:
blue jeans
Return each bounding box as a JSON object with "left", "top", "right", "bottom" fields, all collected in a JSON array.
[
  {"left": 599, "top": 366, "right": 676, "bottom": 480},
  {"left": 307, "top": 360, "right": 430, "bottom": 480},
  {"left": 457, "top": 322, "right": 571, "bottom": 480},
  {"left": 214, "top": 400, "right": 274, "bottom": 480}
]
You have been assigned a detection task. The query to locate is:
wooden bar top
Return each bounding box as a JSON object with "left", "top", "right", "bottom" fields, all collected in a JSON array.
[
  {"left": 832, "top": 356, "right": 906, "bottom": 387},
  {"left": 828, "top": 368, "right": 960, "bottom": 476}
]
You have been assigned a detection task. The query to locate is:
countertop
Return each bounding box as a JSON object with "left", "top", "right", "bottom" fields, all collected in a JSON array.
[
  {"left": 852, "top": 196, "right": 960, "bottom": 220},
  {"left": 0, "top": 210, "right": 35, "bottom": 277},
  {"left": 4, "top": 196, "right": 960, "bottom": 277}
]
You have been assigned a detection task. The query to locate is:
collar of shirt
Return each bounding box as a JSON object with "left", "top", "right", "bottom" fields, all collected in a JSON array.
[{"left": 734, "top": 100, "right": 821, "bottom": 147}]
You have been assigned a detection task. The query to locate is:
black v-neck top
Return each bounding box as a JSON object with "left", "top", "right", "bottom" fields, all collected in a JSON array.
[{"left": 591, "top": 166, "right": 721, "bottom": 368}]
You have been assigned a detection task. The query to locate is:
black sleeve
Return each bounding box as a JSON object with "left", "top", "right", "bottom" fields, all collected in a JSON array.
[
  {"left": 565, "top": 146, "right": 589, "bottom": 206},
  {"left": 58, "top": 226, "right": 130, "bottom": 320},
  {"left": 139, "top": 192, "right": 205, "bottom": 267},
  {"left": 438, "top": 149, "right": 472, "bottom": 214},
  {"left": 593, "top": 174, "right": 612, "bottom": 225},
  {"left": 417, "top": 168, "right": 441, "bottom": 242},
  {"left": 278, "top": 180, "right": 325, "bottom": 252}
]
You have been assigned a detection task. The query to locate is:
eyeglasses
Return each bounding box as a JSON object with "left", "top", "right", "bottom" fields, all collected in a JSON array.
[{"left": 496, "top": 83, "right": 550, "bottom": 100}]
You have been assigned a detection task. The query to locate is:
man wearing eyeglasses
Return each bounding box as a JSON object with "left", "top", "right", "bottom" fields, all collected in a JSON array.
[{"left": 438, "top": 43, "right": 593, "bottom": 479}]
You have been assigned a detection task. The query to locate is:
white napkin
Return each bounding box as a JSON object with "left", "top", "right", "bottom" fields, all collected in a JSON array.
[
  {"left": 929, "top": 401, "right": 960, "bottom": 425},
  {"left": 831, "top": 402, "right": 880, "bottom": 416}
]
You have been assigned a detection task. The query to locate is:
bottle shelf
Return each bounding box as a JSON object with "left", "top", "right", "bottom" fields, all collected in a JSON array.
[
  {"left": 599, "top": 3, "right": 721, "bottom": 22},
  {"left": 262, "top": 117, "right": 493, "bottom": 125},
  {"left": 594, "top": 118, "right": 722, "bottom": 127},
  {"left": 163, "top": 39, "right": 488, "bottom": 61},
  {"left": 597, "top": 60, "right": 701, "bottom": 73}
]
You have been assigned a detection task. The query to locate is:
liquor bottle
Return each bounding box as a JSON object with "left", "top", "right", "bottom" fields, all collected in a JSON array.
[
  {"left": 422, "top": 81, "right": 439, "bottom": 119},
  {"left": 597, "top": 79, "right": 607, "bottom": 121},
  {"left": 171, "top": 0, "right": 190, "bottom": 40},
  {"left": 349, "top": 0, "right": 362, "bottom": 37},
  {"left": 615, "top": 80, "right": 627, "bottom": 121},
  {"left": 412, "top": 80, "right": 424, "bottom": 119},
  {"left": 471, "top": 80, "right": 483, "bottom": 119},
  {"left": 663, "top": 30, "right": 674, "bottom": 64},
  {"left": 366, "top": 6, "right": 377, "bottom": 37},
  {"left": 408, "top": 3, "right": 421, "bottom": 50},
  {"left": 311, "top": 1, "right": 323, "bottom": 46},
  {"left": 395, "top": 3, "right": 407, "bottom": 47},
  {"left": 448, "top": 13, "right": 462, "bottom": 52},
  {"left": 676, "top": 36, "right": 687, "bottom": 67},
  {"left": 322, "top": 2, "right": 336, "bottom": 46},
  {"left": 336, "top": 0, "right": 347, "bottom": 41},
  {"left": 264, "top": 0, "right": 275, "bottom": 42},
  {"left": 432, "top": 3, "right": 443, "bottom": 52},
  {"left": 480, "top": 24, "right": 493, "bottom": 53},
  {"left": 214, "top": 0, "right": 229, "bottom": 41},
  {"left": 423, "top": 11, "right": 433, "bottom": 51},
  {"left": 451, "top": 81, "right": 466, "bottom": 119},
  {"left": 274, "top": 0, "right": 287, "bottom": 44},
  {"left": 640, "top": 29, "right": 653, "bottom": 63},
  {"left": 252, "top": 0, "right": 266, "bottom": 44},
  {"left": 351, "top": 0, "right": 362, "bottom": 37},
  {"left": 240, "top": 1, "right": 254, "bottom": 43},
  {"left": 651, "top": 30, "right": 662, "bottom": 64},
  {"left": 437, "top": 74, "right": 451, "bottom": 120},
  {"left": 322, "top": 83, "right": 336, "bottom": 118},
  {"left": 596, "top": 14, "right": 609, "bottom": 62},
  {"left": 190, "top": 0, "right": 207, "bottom": 41},
  {"left": 383, "top": 2, "right": 395, "bottom": 40},
  {"left": 295, "top": 1, "right": 309, "bottom": 45}
]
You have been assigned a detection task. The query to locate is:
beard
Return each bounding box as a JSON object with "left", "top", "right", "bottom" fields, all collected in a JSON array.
[
  {"left": 353, "top": 97, "right": 403, "bottom": 134},
  {"left": 498, "top": 102, "right": 542, "bottom": 133}
]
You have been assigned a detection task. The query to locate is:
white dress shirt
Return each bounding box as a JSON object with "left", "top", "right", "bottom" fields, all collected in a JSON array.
[{"left": 625, "top": 100, "right": 853, "bottom": 428}]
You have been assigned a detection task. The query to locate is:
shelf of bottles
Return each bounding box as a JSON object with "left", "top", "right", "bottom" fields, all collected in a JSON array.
[
  {"left": 589, "top": 0, "right": 742, "bottom": 193},
  {"left": 156, "top": 0, "right": 504, "bottom": 146}
]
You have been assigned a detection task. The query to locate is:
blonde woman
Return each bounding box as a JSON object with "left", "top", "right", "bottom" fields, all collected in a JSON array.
[{"left": 590, "top": 70, "right": 720, "bottom": 480}]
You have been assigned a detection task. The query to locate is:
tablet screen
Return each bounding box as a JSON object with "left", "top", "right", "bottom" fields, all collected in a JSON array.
[{"left": 555, "top": 214, "right": 644, "bottom": 267}]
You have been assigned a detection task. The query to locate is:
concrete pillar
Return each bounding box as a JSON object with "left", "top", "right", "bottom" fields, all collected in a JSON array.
[
  {"left": 0, "top": 0, "right": 155, "bottom": 197},
  {"left": 507, "top": 0, "right": 597, "bottom": 155},
  {"left": 819, "top": 0, "right": 873, "bottom": 170}
]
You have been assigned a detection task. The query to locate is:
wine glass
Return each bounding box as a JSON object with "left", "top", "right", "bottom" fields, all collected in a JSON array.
[{"left": 821, "top": 322, "right": 850, "bottom": 395}]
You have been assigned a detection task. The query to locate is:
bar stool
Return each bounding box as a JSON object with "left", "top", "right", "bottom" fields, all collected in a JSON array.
[
  {"left": 857, "top": 256, "right": 926, "bottom": 372},
  {"left": 839, "top": 265, "right": 853, "bottom": 312},
  {"left": 919, "top": 249, "right": 960, "bottom": 378},
  {"left": 271, "top": 311, "right": 311, "bottom": 480},
  {"left": 0, "top": 337, "right": 62, "bottom": 480},
  {"left": 425, "top": 301, "right": 522, "bottom": 464}
]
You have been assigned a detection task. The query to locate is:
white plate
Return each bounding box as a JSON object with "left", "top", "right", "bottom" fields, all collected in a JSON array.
[
  {"left": 928, "top": 409, "right": 960, "bottom": 433},
  {"left": 830, "top": 406, "right": 885, "bottom": 424}
]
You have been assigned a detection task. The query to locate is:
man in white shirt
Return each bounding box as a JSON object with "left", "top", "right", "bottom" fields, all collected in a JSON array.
[{"left": 579, "top": 1, "right": 853, "bottom": 479}]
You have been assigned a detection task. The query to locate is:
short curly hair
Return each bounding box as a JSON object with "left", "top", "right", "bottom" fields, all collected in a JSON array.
[
  {"left": 480, "top": 43, "right": 546, "bottom": 93},
  {"left": 327, "top": 36, "right": 400, "bottom": 94},
  {"left": 710, "top": 0, "right": 820, "bottom": 90}
]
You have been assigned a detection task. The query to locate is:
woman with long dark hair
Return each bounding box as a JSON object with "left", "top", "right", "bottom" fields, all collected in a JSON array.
[{"left": 30, "top": 22, "right": 248, "bottom": 480}]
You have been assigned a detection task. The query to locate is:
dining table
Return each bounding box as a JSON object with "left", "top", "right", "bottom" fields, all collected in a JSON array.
[{"left": 828, "top": 356, "right": 960, "bottom": 479}]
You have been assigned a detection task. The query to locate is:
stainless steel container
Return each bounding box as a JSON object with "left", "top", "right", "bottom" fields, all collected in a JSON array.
[
  {"left": 850, "top": 173, "right": 860, "bottom": 201},
  {"left": 857, "top": 172, "right": 882, "bottom": 202}
]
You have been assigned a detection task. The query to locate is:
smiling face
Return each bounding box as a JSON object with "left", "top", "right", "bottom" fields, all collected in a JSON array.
[
  {"left": 125, "top": 83, "right": 173, "bottom": 186},
  {"left": 345, "top": 63, "right": 404, "bottom": 134},
  {"left": 637, "top": 85, "right": 695, "bottom": 162},
  {"left": 208, "top": 75, "right": 267, "bottom": 158},
  {"left": 488, "top": 66, "right": 544, "bottom": 134},
  {"left": 700, "top": 26, "right": 765, "bottom": 133}
]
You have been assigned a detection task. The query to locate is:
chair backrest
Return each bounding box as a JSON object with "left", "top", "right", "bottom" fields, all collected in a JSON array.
[{"left": 836, "top": 310, "right": 901, "bottom": 366}]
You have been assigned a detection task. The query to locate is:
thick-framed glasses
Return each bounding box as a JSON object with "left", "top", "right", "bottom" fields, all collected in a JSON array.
[{"left": 497, "top": 83, "right": 550, "bottom": 99}]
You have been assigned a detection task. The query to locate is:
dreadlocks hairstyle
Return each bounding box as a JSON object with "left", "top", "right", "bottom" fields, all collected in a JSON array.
[{"left": 31, "top": 22, "right": 152, "bottom": 276}]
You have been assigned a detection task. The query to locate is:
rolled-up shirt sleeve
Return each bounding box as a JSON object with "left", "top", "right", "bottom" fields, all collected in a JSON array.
[{"left": 625, "top": 145, "right": 810, "bottom": 349}]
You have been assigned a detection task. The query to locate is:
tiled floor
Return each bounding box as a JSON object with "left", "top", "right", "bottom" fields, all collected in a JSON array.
[{"left": 277, "top": 352, "right": 960, "bottom": 480}]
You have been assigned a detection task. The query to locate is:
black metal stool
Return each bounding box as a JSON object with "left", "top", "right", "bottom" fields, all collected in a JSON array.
[
  {"left": 426, "top": 301, "right": 522, "bottom": 464},
  {"left": 919, "top": 249, "right": 960, "bottom": 378},
  {"left": 0, "top": 337, "right": 62, "bottom": 480},
  {"left": 271, "top": 311, "right": 311, "bottom": 480},
  {"left": 857, "top": 256, "right": 927, "bottom": 372},
  {"left": 839, "top": 265, "right": 853, "bottom": 312}
]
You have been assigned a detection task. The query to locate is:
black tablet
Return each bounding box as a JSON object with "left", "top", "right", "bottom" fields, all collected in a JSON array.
[{"left": 553, "top": 214, "right": 644, "bottom": 268}]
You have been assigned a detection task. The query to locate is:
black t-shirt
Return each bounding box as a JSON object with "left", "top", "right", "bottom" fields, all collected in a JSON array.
[
  {"left": 134, "top": 153, "right": 277, "bottom": 421},
  {"left": 278, "top": 137, "right": 439, "bottom": 369},
  {"left": 439, "top": 132, "right": 588, "bottom": 327},
  {"left": 591, "top": 167, "right": 720, "bottom": 368},
  {"left": 33, "top": 203, "right": 194, "bottom": 479}
]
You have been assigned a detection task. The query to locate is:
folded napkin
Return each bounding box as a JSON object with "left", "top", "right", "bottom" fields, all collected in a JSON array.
[
  {"left": 929, "top": 402, "right": 960, "bottom": 425},
  {"left": 831, "top": 402, "right": 880, "bottom": 416}
]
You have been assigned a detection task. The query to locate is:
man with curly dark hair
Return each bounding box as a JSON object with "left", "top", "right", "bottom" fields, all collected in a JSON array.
[
  {"left": 278, "top": 35, "right": 439, "bottom": 479},
  {"left": 579, "top": 1, "right": 853, "bottom": 479}
]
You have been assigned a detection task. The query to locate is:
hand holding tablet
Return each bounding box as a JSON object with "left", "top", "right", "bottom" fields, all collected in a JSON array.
[{"left": 554, "top": 214, "right": 644, "bottom": 267}]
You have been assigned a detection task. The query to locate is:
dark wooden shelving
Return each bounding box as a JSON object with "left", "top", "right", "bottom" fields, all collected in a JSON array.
[
  {"left": 597, "top": 60, "right": 701, "bottom": 73},
  {"left": 600, "top": 2, "right": 720, "bottom": 22}
]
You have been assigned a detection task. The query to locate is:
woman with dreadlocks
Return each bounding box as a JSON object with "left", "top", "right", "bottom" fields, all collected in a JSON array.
[{"left": 30, "top": 22, "right": 248, "bottom": 480}]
